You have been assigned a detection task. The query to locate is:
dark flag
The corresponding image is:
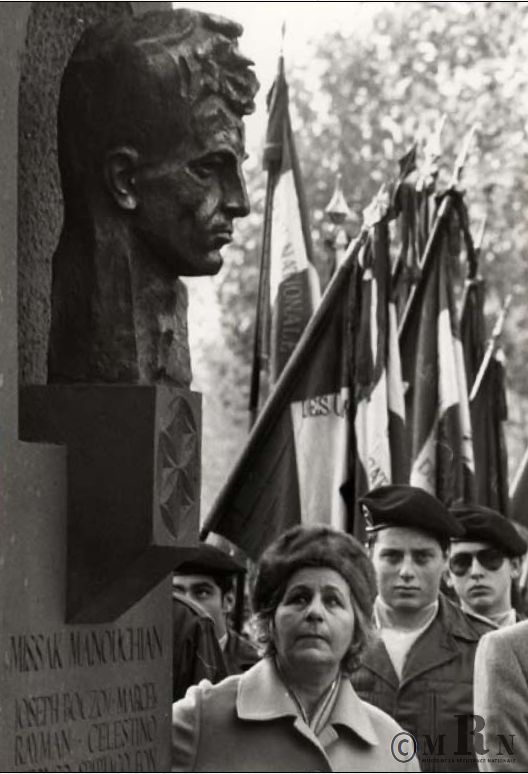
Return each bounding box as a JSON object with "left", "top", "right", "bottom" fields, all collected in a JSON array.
[
  {"left": 203, "top": 235, "right": 364, "bottom": 559},
  {"left": 400, "top": 193, "right": 475, "bottom": 504},
  {"left": 471, "top": 354, "right": 509, "bottom": 513},
  {"left": 249, "top": 50, "right": 320, "bottom": 424},
  {"left": 392, "top": 119, "right": 445, "bottom": 321},
  {"left": 352, "top": 194, "right": 406, "bottom": 540},
  {"left": 463, "top": 278, "right": 510, "bottom": 513},
  {"left": 511, "top": 447, "right": 528, "bottom": 526},
  {"left": 203, "top": 192, "right": 409, "bottom": 557}
]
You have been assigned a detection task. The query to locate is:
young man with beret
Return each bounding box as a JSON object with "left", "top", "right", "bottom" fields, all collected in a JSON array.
[
  {"left": 348, "top": 484, "right": 493, "bottom": 773},
  {"left": 173, "top": 543, "right": 258, "bottom": 678},
  {"left": 447, "top": 504, "right": 527, "bottom": 628}
]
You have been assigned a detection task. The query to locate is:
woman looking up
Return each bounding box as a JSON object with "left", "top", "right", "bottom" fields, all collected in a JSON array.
[{"left": 171, "top": 524, "right": 420, "bottom": 772}]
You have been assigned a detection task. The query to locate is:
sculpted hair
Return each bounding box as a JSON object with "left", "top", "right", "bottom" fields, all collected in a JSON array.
[
  {"left": 251, "top": 525, "right": 377, "bottom": 674},
  {"left": 57, "top": 9, "right": 259, "bottom": 212}
]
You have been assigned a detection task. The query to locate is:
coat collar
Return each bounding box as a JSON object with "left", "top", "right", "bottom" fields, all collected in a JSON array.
[
  {"left": 436, "top": 593, "right": 488, "bottom": 641},
  {"left": 362, "top": 594, "right": 484, "bottom": 689},
  {"left": 237, "top": 657, "right": 378, "bottom": 747}
]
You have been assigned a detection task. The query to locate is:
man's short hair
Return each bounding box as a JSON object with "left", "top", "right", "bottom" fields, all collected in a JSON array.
[{"left": 57, "top": 9, "right": 259, "bottom": 211}]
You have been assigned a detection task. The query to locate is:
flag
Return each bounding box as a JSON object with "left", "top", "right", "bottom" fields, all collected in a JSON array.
[
  {"left": 400, "top": 194, "right": 475, "bottom": 504},
  {"left": 352, "top": 212, "right": 406, "bottom": 540},
  {"left": 462, "top": 279, "right": 509, "bottom": 513},
  {"left": 460, "top": 277, "right": 486, "bottom": 389},
  {"left": 511, "top": 447, "right": 528, "bottom": 525},
  {"left": 471, "top": 353, "right": 509, "bottom": 512},
  {"left": 249, "top": 53, "right": 320, "bottom": 424},
  {"left": 202, "top": 237, "right": 363, "bottom": 560},
  {"left": 263, "top": 53, "right": 321, "bottom": 384}
]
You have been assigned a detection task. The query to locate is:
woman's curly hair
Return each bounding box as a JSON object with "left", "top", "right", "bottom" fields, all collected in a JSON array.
[{"left": 250, "top": 524, "right": 377, "bottom": 675}]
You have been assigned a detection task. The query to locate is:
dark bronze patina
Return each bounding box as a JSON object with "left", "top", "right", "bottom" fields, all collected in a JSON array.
[{"left": 48, "top": 9, "right": 258, "bottom": 385}]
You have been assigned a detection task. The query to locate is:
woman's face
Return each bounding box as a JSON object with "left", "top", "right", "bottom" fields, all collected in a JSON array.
[{"left": 273, "top": 567, "right": 355, "bottom": 674}]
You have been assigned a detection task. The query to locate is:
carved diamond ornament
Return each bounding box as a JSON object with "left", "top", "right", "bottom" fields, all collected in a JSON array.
[{"left": 157, "top": 394, "right": 199, "bottom": 539}]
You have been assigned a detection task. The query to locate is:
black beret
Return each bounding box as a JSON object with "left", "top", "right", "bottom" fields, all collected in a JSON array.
[
  {"left": 253, "top": 525, "right": 377, "bottom": 623},
  {"left": 449, "top": 504, "right": 528, "bottom": 557},
  {"left": 358, "top": 484, "right": 465, "bottom": 540},
  {"left": 174, "top": 542, "right": 246, "bottom": 576}
]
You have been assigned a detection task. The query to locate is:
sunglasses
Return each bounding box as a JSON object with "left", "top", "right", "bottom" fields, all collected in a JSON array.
[{"left": 449, "top": 548, "right": 505, "bottom": 576}]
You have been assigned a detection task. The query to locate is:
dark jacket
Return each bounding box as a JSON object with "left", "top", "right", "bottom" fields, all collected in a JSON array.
[
  {"left": 223, "top": 629, "right": 259, "bottom": 675},
  {"left": 351, "top": 594, "right": 493, "bottom": 773},
  {"left": 172, "top": 594, "right": 227, "bottom": 701}
]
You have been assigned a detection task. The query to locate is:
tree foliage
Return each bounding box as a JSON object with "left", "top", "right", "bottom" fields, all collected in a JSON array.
[{"left": 215, "top": 1, "right": 528, "bottom": 458}]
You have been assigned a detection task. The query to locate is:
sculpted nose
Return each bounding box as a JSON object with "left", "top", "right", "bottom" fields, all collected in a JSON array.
[{"left": 223, "top": 167, "right": 250, "bottom": 218}]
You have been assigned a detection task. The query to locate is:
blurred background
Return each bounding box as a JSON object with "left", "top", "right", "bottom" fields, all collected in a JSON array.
[{"left": 175, "top": 2, "right": 528, "bottom": 517}]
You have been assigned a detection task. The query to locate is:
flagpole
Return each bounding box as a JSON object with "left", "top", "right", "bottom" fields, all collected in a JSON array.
[
  {"left": 248, "top": 172, "right": 274, "bottom": 428},
  {"left": 201, "top": 231, "right": 367, "bottom": 540},
  {"left": 247, "top": 27, "right": 286, "bottom": 428},
  {"left": 459, "top": 212, "right": 486, "bottom": 327},
  {"left": 469, "top": 294, "right": 512, "bottom": 402}
]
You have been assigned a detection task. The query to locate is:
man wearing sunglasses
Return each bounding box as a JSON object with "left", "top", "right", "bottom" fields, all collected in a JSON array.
[{"left": 447, "top": 504, "right": 527, "bottom": 628}]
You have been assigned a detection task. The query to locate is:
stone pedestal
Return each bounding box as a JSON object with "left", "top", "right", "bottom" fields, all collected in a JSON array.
[
  {"left": 19, "top": 385, "right": 201, "bottom": 623},
  {"left": 0, "top": 4, "right": 195, "bottom": 772}
]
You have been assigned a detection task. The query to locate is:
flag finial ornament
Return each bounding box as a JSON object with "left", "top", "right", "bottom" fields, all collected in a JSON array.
[
  {"left": 362, "top": 184, "right": 390, "bottom": 230},
  {"left": 398, "top": 144, "right": 418, "bottom": 179},
  {"left": 474, "top": 214, "right": 487, "bottom": 253},
  {"left": 325, "top": 172, "right": 353, "bottom": 225},
  {"left": 417, "top": 114, "right": 446, "bottom": 190},
  {"left": 451, "top": 123, "right": 479, "bottom": 188}
]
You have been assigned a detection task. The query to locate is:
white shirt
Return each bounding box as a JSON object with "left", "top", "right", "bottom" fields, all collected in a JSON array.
[{"left": 374, "top": 598, "right": 439, "bottom": 680}]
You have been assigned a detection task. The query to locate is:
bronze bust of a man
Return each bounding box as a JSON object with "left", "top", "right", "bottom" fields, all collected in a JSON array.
[{"left": 48, "top": 9, "right": 258, "bottom": 386}]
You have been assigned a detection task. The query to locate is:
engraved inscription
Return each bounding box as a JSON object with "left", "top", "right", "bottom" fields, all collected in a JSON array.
[
  {"left": 5, "top": 626, "right": 162, "bottom": 673},
  {"left": 4, "top": 626, "right": 165, "bottom": 771},
  {"left": 13, "top": 682, "right": 160, "bottom": 772}
]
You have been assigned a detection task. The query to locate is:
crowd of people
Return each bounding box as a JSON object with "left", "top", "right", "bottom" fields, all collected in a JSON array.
[{"left": 170, "top": 485, "right": 527, "bottom": 773}]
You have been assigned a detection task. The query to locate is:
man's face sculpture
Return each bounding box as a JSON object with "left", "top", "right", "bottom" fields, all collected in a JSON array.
[
  {"left": 57, "top": 9, "right": 259, "bottom": 279},
  {"left": 49, "top": 10, "right": 259, "bottom": 386},
  {"left": 131, "top": 96, "right": 249, "bottom": 277}
]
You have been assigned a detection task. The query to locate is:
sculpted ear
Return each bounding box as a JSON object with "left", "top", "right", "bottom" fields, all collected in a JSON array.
[{"left": 104, "top": 147, "right": 139, "bottom": 210}]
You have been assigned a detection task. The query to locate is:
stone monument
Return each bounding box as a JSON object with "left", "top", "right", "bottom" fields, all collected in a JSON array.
[{"left": 1, "top": 3, "right": 257, "bottom": 771}]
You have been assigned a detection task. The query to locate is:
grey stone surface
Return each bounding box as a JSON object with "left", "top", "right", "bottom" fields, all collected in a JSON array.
[
  {"left": 18, "top": 2, "right": 133, "bottom": 386},
  {"left": 1, "top": 5, "right": 181, "bottom": 771}
]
